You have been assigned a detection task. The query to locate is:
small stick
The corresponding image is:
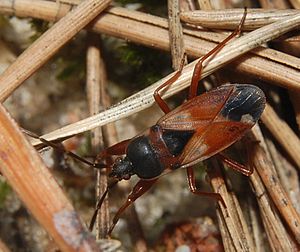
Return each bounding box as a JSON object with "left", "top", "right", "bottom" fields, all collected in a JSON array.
[
  {"left": 0, "top": 0, "right": 112, "bottom": 102},
  {"left": 0, "top": 4, "right": 299, "bottom": 91},
  {"left": 290, "top": 0, "right": 300, "bottom": 8},
  {"left": 0, "top": 238, "right": 11, "bottom": 252},
  {"left": 0, "top": 104, "right": 99, "bottom": 251},
  {"left": 86, "top": 33, "right": 147, "bottom": 248},
  {"left": 167, "top": 0, "right": 186, "bottom": 70},
  {"left": 207, "top": 159, "right": 255, "bottom": 252},
  {"left": 180, "top": 9, "right": 299, "bottom": 30},
  {"left": 249, "top": 124, "right": 300, "bottom": 244},
  {"left": 261, "top": 104, "right": 300, "bottom": 169},
  {"left": 247, "top": 197, "right": 266, "bottom": 252},
  {"left": 197, "top": 0, "right": 213, "bottom": 10},
  {"left": 259, "top": 0, "right": 290, "bottom": 9},
  {"left": 250, "top": 169, "right": 297, "bottom": 250},
  {"left": 265, "top": 138, "right": 300, "bottom": 212},
  {"left": 86, "top": 32, "right": 110, "bottom": 239},
  {"left": 30, "top": 7, "right": 300, "bottom": 145}
]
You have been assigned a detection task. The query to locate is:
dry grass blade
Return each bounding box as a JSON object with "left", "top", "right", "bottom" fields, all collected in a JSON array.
[
  {"left": 249, "top": 169, "right": 297, "bottom": 251},
  {"left": 265, "top": 139, "right": 300, "bottom": 213},
  {"left": 180, "top": 8, "right": 299, "bottom": 30},
  {"left": 208, "top": 159, "right": 255, "bottom": 251},
  {"left": 290, "top": 0, "right": 300, "bottom": 9},
  {"left": 247, "top": 197, "right": 266, "bottom": 251},
  {"left": 1, "top": 3, "right": 300, "bottom": 90},
  {"left": 86, "top": 32, "right": 110, "bottom": 239},
  {"left": 249, "top": 124, "right": 300, "bottom": 245},
  {"left": 0, "top": 104, "right": 99, "bottom": 251},
  {"left": 168, "top": 0, "right": 186, "bottom": 69},
  {"left": 261, "top": 104, "right": 300, "bottom": 169},
  {"left": 0, "top": 239, "right": 11, "bottom": 252},
  {"left": 0, "top": 0, "right": 112, "bottom": 102},
  {"left": 29, "top": 11, "right": 300, "bottom": 145},
  {"left": 86, "top": 32, "right": 147, "bottom": 249},
  {"left": 197, "top": 0, "right": 213, "bottom": 10}
]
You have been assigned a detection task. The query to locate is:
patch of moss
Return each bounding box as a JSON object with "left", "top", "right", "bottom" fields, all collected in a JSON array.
[{"left": 0, "top": 181, "right": 11, "bottom": 208}]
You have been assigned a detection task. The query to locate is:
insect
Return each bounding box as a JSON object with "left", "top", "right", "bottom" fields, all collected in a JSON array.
[{"left": 88, "top": 8, "right": 266, "bottom": 236}]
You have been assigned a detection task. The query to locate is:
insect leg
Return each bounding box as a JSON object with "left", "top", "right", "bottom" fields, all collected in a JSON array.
[
  {"left": 107, "top": 178, "right": 158, "bottom": 236},
  {"left": 187, "top": 166, "right": 226, "bottom": 207},
  {"left": 217, "top": 153, "right": 253, "bottom": 176},
  {"left": 90, "top": 141, "right": 132, "bottom": 232},
  {"left": 154, "top": 56, "right": 186, "bottom": 114},
  {"left": 188, "top": 8, "right": 247, "bottom": 99},
  {"left": 95, "top": 139, "right": 131, "bottom": 167}
]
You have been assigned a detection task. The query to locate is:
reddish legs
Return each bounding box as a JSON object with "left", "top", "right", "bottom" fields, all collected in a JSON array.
[
  {"left": 189, "top": 8, "right": 247, "bottom": 99},
  {"left": 105, "top": 139, "right": 131, "bottom": 156},
  {"left": 106, "top": 178, "right": 158, "bottom": 236},
  {"left": 95, "top": 139, "right": 131, "bottom": 166},
  {"left": 217, "top": 153, "right": 253, "bottom": 176},
  {"left": 89, "top": 139, "right": 132, "bottom": 231},
  {"left": 187, "top": 166, "right": 226, "bottom": 207},
  {"left": 154, "top": 56, "right": 186, "bottom": 114},
  {"left": 154, "top": 8, "right": 247, "bottom": 114}
]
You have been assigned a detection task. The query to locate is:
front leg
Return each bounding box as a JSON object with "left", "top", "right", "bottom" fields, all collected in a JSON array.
[
  {"left": 95, "top": 139, "right": 131, "bottom": 168},
  {"left": 107, "top": 178, "right": 158, "bottom": 236},
  {"left": 154, "top": 56, "right": 186, "bottom": 114}
]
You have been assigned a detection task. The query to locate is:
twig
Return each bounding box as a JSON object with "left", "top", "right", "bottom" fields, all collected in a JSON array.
[
  {"left": 86, "top": 32, "right": 110, "bottom": 239},
  {"left": 180, "top": 9, "right": 299, "bottom": 30},
  {"left": 197, "top": 0, "right": 213, "bottom": 10},
  {"left": 0, "top": 104, "right": 99, "bottom": 251},
  {"left": 249, "top": 124, "right": 300, "bottom": 244},
  {"left": 179, "top": 0, "right": 196, "bottom": 11},
  {"left": 247, "top": 197, "right": 266, "bottom": 252},
  {"left": 261, "top": 104, "right": 300, "bottom": 169},
  {"left": 0, "top": 0, "right": 112, "bottom": 102},
  {"left": 1, "top": 3, "right": 299, "bottom": 90},
  {"left": 0, "top": 238, "right": 11, "bottom": 252},
  {"left": 29, "top": 9, "right": 300, "bottom": 145},
  {"left": 265, "top": 138, "right": 300, "bottom": 213},
  {"left": 168, "top": 0, "right": 186, "bottom": 70},
  {"left": 249, "top": 168, "right": 297, "bottom": 251},
  {"left": 208, "top": 159, "right": 255, "bottom": 252},
  {"left": 258, "top": 0, "right": 290, "bottom": 9},
  {"left": 290, "top": 0, "right": 300, "bottom": 9},
  {"left": 86, "top": 33, "right": 147, "bottom": 250}
]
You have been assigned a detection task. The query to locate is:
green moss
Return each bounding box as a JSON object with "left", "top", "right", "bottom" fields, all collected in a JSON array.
[
  {"left": 115, "top": 0, "right": 167, "bottom": 16},
  {"left": 29, "top": 19, "right": 50, "bottom": 41},
  {"left": 105, "top": 43, "right": 172, "bottom": 92},
  {"left": 0, "top": 181, "right": 11, "bottom": 208}
]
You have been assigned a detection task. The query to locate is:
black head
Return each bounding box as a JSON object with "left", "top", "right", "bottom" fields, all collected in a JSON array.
[{"left": 109, "top": 157, "right": 135, "bottom": 180}]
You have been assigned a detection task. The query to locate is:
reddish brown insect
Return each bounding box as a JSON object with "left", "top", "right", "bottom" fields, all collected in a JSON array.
[{"left": 89, "top": 9, "right": 266, "bottom": 235}]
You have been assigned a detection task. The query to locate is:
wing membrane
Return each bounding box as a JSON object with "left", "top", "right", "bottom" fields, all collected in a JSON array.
[
  {"left": 158, "top": 85, "right": 234, "bottom": 132},
  {"left": 179, "top": 119, "right": 251, "bottom": 166},
  {"left": 177, "top": 84, "right": 265, "bottom": 166}
]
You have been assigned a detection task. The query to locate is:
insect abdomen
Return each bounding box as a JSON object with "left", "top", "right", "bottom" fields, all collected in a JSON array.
[{"left": 162, "top": 130, "right": 194, "bottom": 156}]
